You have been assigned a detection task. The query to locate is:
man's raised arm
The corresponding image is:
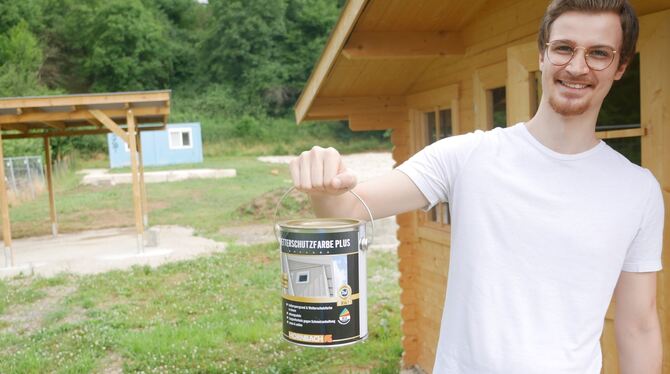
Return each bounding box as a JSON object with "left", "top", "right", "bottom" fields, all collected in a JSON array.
[{"left": 289, "top": 146, "right": 428, "bottom": 221}]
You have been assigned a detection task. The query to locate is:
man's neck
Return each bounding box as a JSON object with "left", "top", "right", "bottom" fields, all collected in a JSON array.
[{"left": 524, "top": 102, "right": 601, "bottom": 155}]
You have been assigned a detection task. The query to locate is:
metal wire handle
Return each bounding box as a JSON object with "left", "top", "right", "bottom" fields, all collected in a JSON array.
[{"left": 273, "top": 186, "right": 375, "bottom": 251}]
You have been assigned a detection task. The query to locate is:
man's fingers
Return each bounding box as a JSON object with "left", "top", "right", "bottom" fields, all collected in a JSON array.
[
  {"left": 323, "top": 147, "right": 340, "bottom": 189},
  {"left": 310, "top": 147, "right": 324, "bottom": 191},
  {"left": 299, "top": 151, "right": 311, "bottom": 190},
  {"left": 332, "top": 171, "right": 357, "bottom": 190}
]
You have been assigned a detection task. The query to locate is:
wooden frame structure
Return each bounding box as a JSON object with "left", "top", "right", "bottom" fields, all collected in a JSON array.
[
  {"left": 0, "top": 90, "right": 171, "bottom": 267},
  {"left": 295, "top": 0, "right": 670, "bottom": 372}
]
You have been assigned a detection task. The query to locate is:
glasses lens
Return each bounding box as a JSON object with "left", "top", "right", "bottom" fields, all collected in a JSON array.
[
  {"left": 586, "top": 47, "right": 615, "bottom": 70},
  {"left": 547, "top": 42, "right": 573, "bottom": 65}
]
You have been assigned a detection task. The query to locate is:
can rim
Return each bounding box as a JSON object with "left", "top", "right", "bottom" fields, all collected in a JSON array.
[{"left": 278, "top": 218, "right": 362, "bottom": 231}]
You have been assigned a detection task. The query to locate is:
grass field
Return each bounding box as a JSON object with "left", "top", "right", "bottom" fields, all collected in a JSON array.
[{"left": 0, "top": 156, "right": 403, "bottom": 372}]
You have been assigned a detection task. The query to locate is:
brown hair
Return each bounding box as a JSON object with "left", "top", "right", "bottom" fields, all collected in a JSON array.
[{"left": 537, "top": 0, "right": 639, "bottom": 67}]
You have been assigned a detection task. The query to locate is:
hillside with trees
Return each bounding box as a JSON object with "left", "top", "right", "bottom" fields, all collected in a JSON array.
[{"left": 0, "top": 0, "right": 388, "bottom": 158}]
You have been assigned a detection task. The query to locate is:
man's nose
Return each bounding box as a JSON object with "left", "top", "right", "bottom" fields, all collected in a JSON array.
[{"left": 565, "top": 48, "right": 590, "bottom": 76}]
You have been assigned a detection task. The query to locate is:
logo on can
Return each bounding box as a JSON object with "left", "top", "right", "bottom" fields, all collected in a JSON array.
[{"left": 338, "top": 308, "right": 351, "bottom": 325}]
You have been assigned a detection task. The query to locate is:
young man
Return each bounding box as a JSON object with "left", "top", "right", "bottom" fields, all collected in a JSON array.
[{"left": 289, "top": 0, "right": 663, "bottom": 372}]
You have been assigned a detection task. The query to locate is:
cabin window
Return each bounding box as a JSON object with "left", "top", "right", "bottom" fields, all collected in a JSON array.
[
  {"left": 296, "top": 271, "right": 309, "bottom": 284},
  {"left": 490, "top": 86, "right": 507, "bottom": 128},
  {"left": 422, "top": 108, "right": 452, "bottom": 226},
  {"left": 596, "top": 53, "right": 641, "bottom": 165},
  {"left": 168, "top": 128, "right": 193, "bottom": 149}
]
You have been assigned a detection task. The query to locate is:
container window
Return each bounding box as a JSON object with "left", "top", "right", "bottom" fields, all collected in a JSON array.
[{"left": 168, "top": 128, "right": 193, "bottom": 149}]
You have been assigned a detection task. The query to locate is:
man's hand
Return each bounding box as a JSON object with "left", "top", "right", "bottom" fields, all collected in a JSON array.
[
  {"left": 289, "top": 146, "right": 356, "bottom": 196},
  {"left": 614, "top": 271, "right": 662, "bottom": 374},
  {"left": 288, "top": 146, "right": 428, "bottom": 220}
]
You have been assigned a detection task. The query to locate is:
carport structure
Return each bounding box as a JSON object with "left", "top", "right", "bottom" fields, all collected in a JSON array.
[{"left": 0, "top": 90, "right": 171, "bottom": 267}]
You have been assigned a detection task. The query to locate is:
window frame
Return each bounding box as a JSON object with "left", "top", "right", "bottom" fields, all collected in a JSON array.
[{"left": 168, "top": 127, "right": 194, "bottom": 150}]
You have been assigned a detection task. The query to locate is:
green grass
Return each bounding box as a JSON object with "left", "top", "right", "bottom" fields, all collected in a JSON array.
[
  {"left": 8, "top": 156, "right": 292, "bottom": 239},
  {"left": 0, "top": 155, "right": 402, "bottom": 372},
  {"left": 0, "top": 244, "right": 401, "bottom": 373}
]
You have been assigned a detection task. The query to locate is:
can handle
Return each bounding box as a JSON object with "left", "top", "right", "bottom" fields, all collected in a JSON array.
[{"left": 273, "top": 186, "right": 375, "bottom": 251}]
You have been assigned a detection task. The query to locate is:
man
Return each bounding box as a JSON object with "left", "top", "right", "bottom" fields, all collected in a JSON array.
[{"left": 289, "top": 0, "right": 663, "bottom": 372}]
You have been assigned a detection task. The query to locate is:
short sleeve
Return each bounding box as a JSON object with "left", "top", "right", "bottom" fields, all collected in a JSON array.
[
  {"left": 395, "top": 130, "right": 485, "bottom": 210},
  {"left": 622, "top": 172, "right": 665, "bottom": 272}
]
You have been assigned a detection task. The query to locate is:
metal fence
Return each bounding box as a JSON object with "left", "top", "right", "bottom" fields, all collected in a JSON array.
[{"left": 4, "top": 156, "right": 45, "bottom": 201}]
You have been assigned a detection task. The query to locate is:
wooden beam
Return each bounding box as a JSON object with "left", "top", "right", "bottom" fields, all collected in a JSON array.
[
  {"left": 294, "top": 0, "right": 367, "bottom": 124},
  {"left": 1, "top": 124, "right": 29, "bottom": 133},
  {"left": 43, "top": 137, "right": 58, "bottom": 236},
  {"left": 42, "top": 121, "right": 66, "bottom": 130},
  {"left": 86, "top": 118, "right": 102, "bottom": 128},
  {"left": 343, "top": 31, "right": 465, "bottom": 60},
  {"left": 0, "top": 106, "right": 169, "bottom": 125},
  {"left": 0, "top": 131, "right": 13, "bottom": 267},
  {"left": 596, "top": 128, "right": 646, "bottom": 139},
  {"left": 88, "top": 110, "right": 129, "bottom": 143},
  {"left": 0, "top": 126, "right": 165, "bottom": 140},
  {"left": 127, "top": 110, "right": 144, "bottom": 253},
  {"left": 0, "top": 90, "right": 171, "bottom": 110},
  {"left": 307, "top": 96, "right": 406, "bottom": 120},
  {"left": 136, "top": 131, "right": 148, "bottom": 227}
]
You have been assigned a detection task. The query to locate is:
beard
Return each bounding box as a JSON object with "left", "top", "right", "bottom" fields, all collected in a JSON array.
[{"left": 548, "top": 93, "right": 590, "bottom": 116}]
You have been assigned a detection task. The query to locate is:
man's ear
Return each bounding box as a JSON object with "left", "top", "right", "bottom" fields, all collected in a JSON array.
[
  {"left": 613, "top": 61, "right": 628, "bottom": 81},
  {"left": 539, "top": 52, "right": 545, "bottom": 70}
]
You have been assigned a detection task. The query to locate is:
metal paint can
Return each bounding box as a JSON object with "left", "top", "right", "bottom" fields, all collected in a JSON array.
[{"left": 274, "top": 189, "right": 374, "bottom": 347}]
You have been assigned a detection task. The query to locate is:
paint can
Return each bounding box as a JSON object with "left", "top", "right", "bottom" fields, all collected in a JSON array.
[{"left": 274, "top": 188, "right": 374, "bottom": 347}]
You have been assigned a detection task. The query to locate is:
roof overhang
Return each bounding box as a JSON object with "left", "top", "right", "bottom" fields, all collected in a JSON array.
[{"left": 0, "top": 90, "right": 171, "bottom": 139}]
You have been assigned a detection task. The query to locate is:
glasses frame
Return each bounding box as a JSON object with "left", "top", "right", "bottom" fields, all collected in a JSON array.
[{"left": 545, "top": 41, "right": 618, "bottom": 71}]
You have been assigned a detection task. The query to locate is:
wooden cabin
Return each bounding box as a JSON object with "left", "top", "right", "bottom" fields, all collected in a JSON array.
[{"left": 294, "top": 0, "right": 670, "bottom": 372}]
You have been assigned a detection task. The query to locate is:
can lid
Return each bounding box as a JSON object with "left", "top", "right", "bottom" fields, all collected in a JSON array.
[{"left": 278, "top": 218, "right": 362, "bottom": 231}]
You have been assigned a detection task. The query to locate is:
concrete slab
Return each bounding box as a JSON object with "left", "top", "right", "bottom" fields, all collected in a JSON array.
[
  {"left": 80, "top": 168, "right": 236, "bottom": 186},
  {"left": 0, "top": 226, "right": 225, "bottom": 278}
]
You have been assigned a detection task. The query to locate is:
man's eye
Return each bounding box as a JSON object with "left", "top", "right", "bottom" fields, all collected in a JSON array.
[
  {"left": 553, "top": 45, "right": 573, "bottom": 54},
  {"left": 589, "top": 48, "right": 612, "bottom": 59}
]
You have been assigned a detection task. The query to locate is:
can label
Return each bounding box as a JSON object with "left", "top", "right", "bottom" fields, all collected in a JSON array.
[{"left": 280, "top": 230, "right": 362, "bottom": 346}]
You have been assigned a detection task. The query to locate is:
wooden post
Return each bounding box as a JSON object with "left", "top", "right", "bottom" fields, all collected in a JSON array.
[
  {"left": 136, "top": 131, "right": 148, "bottom": 227},
  {"left": 0, "top": 131, "right": 13, "bottom": 267},
  {"left": 126, "top": 110, "right": 144, "bottom": 253},
  {"left": 43, "top": 137, "right": 58, "bottom": 236}
]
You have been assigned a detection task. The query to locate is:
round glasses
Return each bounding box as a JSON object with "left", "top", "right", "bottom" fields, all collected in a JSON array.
[{"left": 545, "top": 41, "right": 617, "bottom": 71}]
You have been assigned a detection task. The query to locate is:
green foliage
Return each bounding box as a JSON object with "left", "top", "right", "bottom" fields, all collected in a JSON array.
[
  {"left": 84, "top": 0, "right": 173, "bottom": 91},
  {"left": 0, "top": 21, "right": 49, "bottom": 97}
]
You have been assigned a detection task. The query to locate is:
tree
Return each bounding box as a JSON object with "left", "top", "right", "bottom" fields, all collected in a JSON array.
[{"left": 83, "top": 0, "right": 174, "bottom": 92}]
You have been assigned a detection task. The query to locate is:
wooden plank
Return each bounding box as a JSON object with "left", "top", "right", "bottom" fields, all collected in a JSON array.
[
  {"left": 0, "top": 90, "right": 171, "bottom": 110},
  {"left": 638, "top": 10, "right": 670, "bottom": 374},
  {"left": 43, "top": 137, "right": 57, "bottom": 236},
  {"left": 348, "top": 112, "right": 406, "bottom": 131},
  {"left": 417, "top": 225, "right": 451, "bottom": 244},
  {"left": 42, "top": 121, "right": 66, "bottom": 130},
  {"left": 136, "top": 131, "right": 148, "bottom": 227},
  {"left": 406, "top": 84, "right": 458, "bottom": 109},
  {"left": 0, "top": 106, "right": 169, "bottom": 125},
  {"left": 507, "top": 41, "right": 539, "bottom": 124},
  {"left": 1, "top": 126, "right": 164, "bottom": 140},
  {"left": 127, "top": 110, "right": 144, "bottom": 253},
  {"left": 89, "top": 110, "right": 129, "bottom": 144},
  {"left": 343, "top": 31, "right": 464, "bottom": 59},
  {"left": 294, "top": 0, "right": 367, "bottom": 123},
  {"left": 0, "top": 131, "right": 12, "bottom": 266},
  {"left": 307, "top": 96, "right": 406, "bottom": 119},
  {"left": 595, "top": 127, "right": 646, "bottom": 139}
]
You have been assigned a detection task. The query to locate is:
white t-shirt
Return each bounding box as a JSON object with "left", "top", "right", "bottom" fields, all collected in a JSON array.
[{"left": 396, "top": 123, "right": 664, "bottom": 374}]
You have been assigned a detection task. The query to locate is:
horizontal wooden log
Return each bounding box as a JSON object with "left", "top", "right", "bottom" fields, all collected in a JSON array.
[
  {"left": 0, "top": 106, "right": 169, "bottom": 125},
  {"left": 1, "top": 126, "right": 164, "bottom": 140},
  {"left": 596, "top": 127, "right": 646, "bottom": 139}
]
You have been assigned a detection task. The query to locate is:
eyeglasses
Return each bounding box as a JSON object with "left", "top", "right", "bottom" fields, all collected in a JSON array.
[{"left": 545, "top": 41, "right": 617, "bottom": 71}]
